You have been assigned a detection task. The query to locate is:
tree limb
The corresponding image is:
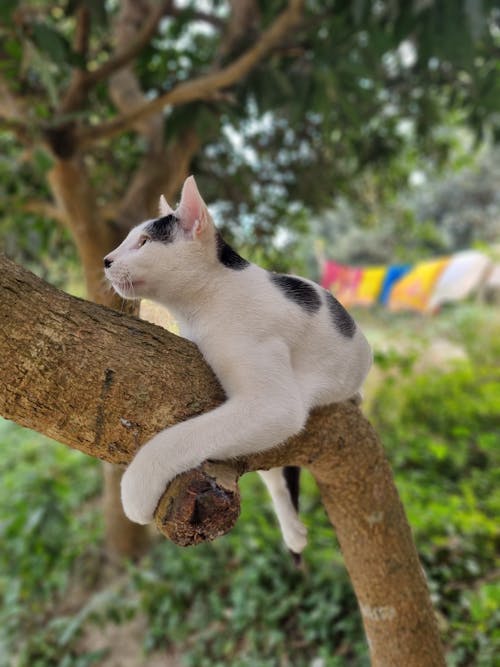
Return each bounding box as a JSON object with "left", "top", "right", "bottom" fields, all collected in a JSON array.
[
  {"left": 22, "top": 200, "right": 69, "bottom": 226},
  {"left": 59, "top": 1, "right": 170, "bottom": 115},
  {"left": 0, "top": 254, "right": 445, "bottom": 666},
  {"left": 75, "top": 0, "right": 305, "bottom": 148},
  {"left": 58, "top": 4, "right": 92, "bottom": 114},
  {"left": 86, "top": 0, "right": 170, "bottom": 87},
  {"left": 108, "top": 0, "right": 173, "bottom": 228}
]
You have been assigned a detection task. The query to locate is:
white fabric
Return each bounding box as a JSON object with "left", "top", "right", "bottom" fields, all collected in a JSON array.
[
  {"left": 486, "top": 263, "right": 500, "bottom": 289},
  {"left": 428, "top": 250, "right": 492, "bottom": 310}
]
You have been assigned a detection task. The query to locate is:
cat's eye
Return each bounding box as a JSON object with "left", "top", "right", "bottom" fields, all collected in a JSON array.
[{"left": 138, "top": 235, "right": 149, "bottom": 248}]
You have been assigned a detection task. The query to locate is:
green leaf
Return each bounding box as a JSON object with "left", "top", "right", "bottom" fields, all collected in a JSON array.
[
  {"left": 0, "top": 0, "right": 18, "bottom": 23},
  {"left": 33, "top": 148, "right": 55, "bottom": 175},
  {"left": 31, "top": 23, "right": 71, "bottom": 65}
]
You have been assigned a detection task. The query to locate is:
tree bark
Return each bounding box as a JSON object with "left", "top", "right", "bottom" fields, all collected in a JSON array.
[
  {"left": 0, "top": 255, "right": 445, "bottom": 667},
  {"left": 47, "top": 154, "right": 149, "bottom": 559}
]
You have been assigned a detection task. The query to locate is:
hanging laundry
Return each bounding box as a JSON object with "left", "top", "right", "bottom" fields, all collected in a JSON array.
[
  {"left": 320, "top": 251, "right": 490, "bottom": 312},
  {"left": 353, "top": 267, "right": 386, "bottom": 306},
  {"left": 389, "top": 257, "right": 450, "bottom": 312},
  {"left": 427, "top": 251, "right": 492, "bottom": 311},
  {"left": 379, "top": 264, "right": 412, "bottom": 305},
  {"left": 321, "top": 260, "right": 362, "bottom": 306}
]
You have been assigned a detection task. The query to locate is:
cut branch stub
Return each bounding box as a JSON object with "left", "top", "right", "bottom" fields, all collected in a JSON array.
[{"left": 154, "top": 462, "right": 242, "bottom": 545}]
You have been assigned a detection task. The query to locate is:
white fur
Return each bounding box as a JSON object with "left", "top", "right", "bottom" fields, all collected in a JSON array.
[{"left": 104, "top": 176, "right": 372, "bottom": 553}]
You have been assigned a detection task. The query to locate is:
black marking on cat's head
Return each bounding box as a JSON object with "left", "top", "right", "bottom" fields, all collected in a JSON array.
[
  {"left": 215, "top": 232, "right": 250, "bottom": 270},
  {"left": 270, "top": 274, "right": 322, "bottom": 314},
  {"left": 145, "top": 214, "right": 179, "bottom": 244},
  {"left": 325, "top": 292, "right": 356, "bottom": 337}
]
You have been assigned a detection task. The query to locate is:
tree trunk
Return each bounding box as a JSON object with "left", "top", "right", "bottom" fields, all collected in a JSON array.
[
  {"left": 0, "top": 255, "right": 446, "bottom": 667},
  {"left": 48, "top": 157, "right": 149, "bottom": 559},
  {"left": 46, "top": 134, "right": 199, "bottom": 558}
]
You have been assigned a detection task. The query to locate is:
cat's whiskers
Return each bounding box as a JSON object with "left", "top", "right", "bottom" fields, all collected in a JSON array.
[
  {"left": 117, "top": 270, "right": 135, "bottom": 312},
  {"left": 100, "top": 276, "right": 115, "bottom": 297}
]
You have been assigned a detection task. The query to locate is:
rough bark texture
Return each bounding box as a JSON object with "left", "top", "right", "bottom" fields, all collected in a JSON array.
[{"left": 0, "top": 255, "right": 446, "bottom": 667}]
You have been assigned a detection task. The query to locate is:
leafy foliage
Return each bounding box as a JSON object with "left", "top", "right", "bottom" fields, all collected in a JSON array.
[
  {"left": 0, "top": 0, "right": 499, "bottom": 269},
  {"left": 0, "top": 420, "right": 102, "bottom": 665},
  {"left": 0, "top": 132, "right": 78, "bottom": 285},
  {"left": 298, "top": 147, "right": 500, "bottom": 268},
  {"left": 370, "top": 308, "right": 500, "bottom": 666}
]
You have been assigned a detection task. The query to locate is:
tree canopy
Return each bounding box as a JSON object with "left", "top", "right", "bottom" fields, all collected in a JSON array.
[{"left": 0, "top": 0, "right": 499, "bottom": 275}]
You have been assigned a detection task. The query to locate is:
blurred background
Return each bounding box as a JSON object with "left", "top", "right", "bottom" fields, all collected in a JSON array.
[{"left": 0, "top": 1, "right": 499, "bottom": 665}]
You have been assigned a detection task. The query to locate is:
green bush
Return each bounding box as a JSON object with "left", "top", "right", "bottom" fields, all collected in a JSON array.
[
  {"left": 372, "top": 355, "right": 499, "bottom": 665},
  {"left": 0, "top": 419, "right": 102, "bottom": 664}
]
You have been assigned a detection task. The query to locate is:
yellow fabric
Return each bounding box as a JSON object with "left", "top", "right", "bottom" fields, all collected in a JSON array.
[
  {"left": 354, "top": 267, "right": 386, "bottom": 306},
  {"left": 389, "top": 258, "right": 450, "bottom": 312}
]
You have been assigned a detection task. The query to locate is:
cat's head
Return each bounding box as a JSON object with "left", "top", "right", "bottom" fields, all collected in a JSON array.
[{"left": 104, "top": 176, "right": 216, "bottom": 303}]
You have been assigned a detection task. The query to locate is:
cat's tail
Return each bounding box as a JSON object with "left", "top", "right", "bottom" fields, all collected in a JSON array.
[{"left": 258, "top": 467, "right": 307, "bottom": 565}]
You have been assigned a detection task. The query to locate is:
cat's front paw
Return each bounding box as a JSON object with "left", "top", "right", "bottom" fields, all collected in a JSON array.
[{"left": 121, "top": 455, "right": 173, "bottom": 525}]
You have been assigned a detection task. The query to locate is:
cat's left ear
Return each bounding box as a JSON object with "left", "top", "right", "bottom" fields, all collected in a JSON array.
[
  {"left": 159, "top": 194, "right": 174, "bottom": 217},
  {"left": 177, "top": 175, "right": 210, "bottom": 239}
]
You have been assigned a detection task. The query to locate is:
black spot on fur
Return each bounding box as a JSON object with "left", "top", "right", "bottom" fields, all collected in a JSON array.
[
  {"left": 270, "top": 274, "right": 322, "bottom": 314},
  {"left": 145, "top": 214, "right": 178, "bottom": 244},
  {"left": 215, "top": 232, "right": 250, "bottom": 270},
  {"left": 325, "top": 292, "right": 356, "bottom": 337}
]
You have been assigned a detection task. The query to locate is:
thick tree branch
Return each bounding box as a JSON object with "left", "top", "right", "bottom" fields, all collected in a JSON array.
[
  {"left": 0, "top": 254, "right": 445, "bottom": 666},
  {"left": 75, "top": 0, "right": 305, "bottom": 147}
]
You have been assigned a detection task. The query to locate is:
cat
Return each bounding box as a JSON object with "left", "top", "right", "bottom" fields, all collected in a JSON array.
[{"left": 104, "top": 176, "right": 372, "bottom": 557}]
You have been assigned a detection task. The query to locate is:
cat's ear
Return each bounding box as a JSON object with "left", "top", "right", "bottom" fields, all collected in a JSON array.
[
  {"left": 159, "top": 194, "right": 174, "bottom": 217},
  {"left": 177, "top": 175, "right": 210, "bottom": 238}
]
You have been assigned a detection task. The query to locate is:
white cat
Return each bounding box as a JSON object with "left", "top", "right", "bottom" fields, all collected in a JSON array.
[{"left": 104, "top": 176, "right": 372, "bottom": 556}]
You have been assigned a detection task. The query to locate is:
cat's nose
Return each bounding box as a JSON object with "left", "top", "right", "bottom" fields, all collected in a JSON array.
[{"left": 104, "top": 257, "right": 113, "bottom": 268}]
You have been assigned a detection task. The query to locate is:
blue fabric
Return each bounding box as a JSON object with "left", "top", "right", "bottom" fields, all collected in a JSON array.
[{"left": 379, "top": 264, "right": 412, "bottom": 304}]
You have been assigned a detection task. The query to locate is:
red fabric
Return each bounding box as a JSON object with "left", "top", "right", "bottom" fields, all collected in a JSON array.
[{"left": 321, "top": 260, "right": 362, "bottom": 306}]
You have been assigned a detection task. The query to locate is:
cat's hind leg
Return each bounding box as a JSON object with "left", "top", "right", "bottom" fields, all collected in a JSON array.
[{"left": 258, "top": 467, "right": 307, "bottom": 557}]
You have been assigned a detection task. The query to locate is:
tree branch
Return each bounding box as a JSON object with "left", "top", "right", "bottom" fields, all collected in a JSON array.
[
  {"left": 86, "top": 0, "right": 170, "bottom": 88},
  {"left": 22, "top": 200, "right": 69, "bottom": 226},
  {"left": 0, "top": 254, "right": 446, "bottom": 666},
  {"left": 59, "top": 0, "right": 170, "bottom": 115},
  {"left": 108, "top": 0, "right": 170, "bottom": 228},
  {"left": 58, "top": 4, "right": 92, "bottom": 114},
  {"left": 75, "top": 0, "right": 305, "bottom": 148}
]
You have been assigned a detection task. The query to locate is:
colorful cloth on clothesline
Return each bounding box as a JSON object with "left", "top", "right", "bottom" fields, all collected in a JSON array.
[
  {"left": 320, "top": 261, "right": 362, "bottom": 306},
  {"left": 388, "top": 258, "right": 450, "bottom": 312},
  {"left": 427, "top": 251, "right": 492, "bottom": 311},
  {"left": 355, "top": 267, "right": 386, "bottom": 306},
  {"left": 379, "top": 264, "right": 412, "bottom": 305},
  {"left": 320, "top": 251, "right": 493, "bottom": 313}
]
